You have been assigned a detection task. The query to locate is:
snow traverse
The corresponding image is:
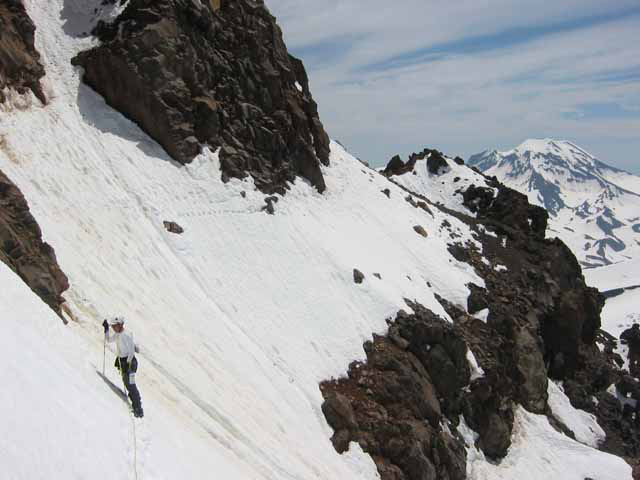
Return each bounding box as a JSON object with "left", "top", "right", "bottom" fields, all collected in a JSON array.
[{"left": 0, "top": 1, "right": 633, "bottom": 479}]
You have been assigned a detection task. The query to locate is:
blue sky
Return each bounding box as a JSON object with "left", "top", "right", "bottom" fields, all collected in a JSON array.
[{"left": 266, "top": 0, "right": 640, "bottom": 174}]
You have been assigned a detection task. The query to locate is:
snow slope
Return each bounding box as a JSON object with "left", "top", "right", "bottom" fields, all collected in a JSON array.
[
  {"left": 468, "top": 139, "right": 640, "bottom": 267},
  {"left": 584, "top": 258, "right": 640, "bottom": 293},
  {"left": 0, "top": 261, "right": 261, "bottom": 480},
  {"left": 0, "top": 2, "right": 631, "bottom": 479},
  {"left": 1, "top": 1, "right": 481, "bottom": 478},
  {"left": 386, "top": 153, "right": 496, "bottom": 216},
  {"left": 460, "top": 407, "right": 629, "bottom": 480}
]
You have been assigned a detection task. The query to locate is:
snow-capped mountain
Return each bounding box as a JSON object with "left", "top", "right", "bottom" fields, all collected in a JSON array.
[
  {"left": 468, "top": 139, "right": 640, "bottom": 267},
  {"left": 1, "top": 2, "right": 639, "bottom": 480}
]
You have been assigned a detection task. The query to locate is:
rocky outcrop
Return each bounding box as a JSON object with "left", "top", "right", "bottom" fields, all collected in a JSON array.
[
  {"left": 426, "top": 153, "right": 448, "bottom": 175},
  {"left": 0, "top": 170, "right": 68, "bottom": 315},
  {"left": 323, "top": 154, "right": 639, "bottom": 477},
  {"left": 321, "top": 305, "right": 468, "bottom": 480},
  {"left": 73, "top": 0, "right": 330, "bottom": 194},
  {"left": 620, "top": 325, "right": 640, "bottom": 377},
  {"left": 0, "top": 0, "right": 46, "bottom": 103},
  {"left": 463, "top": 181, "right": 548, "bottom": 240},
  {"left": 382, "top": 148, "right": 448, "bottom": 177},
  {"left": 456, "top": 176, "right": 640, "bottom": 468}
]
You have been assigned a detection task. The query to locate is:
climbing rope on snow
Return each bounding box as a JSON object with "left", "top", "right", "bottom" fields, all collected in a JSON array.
[{"left": 132, "top": 415, "right": 139, "bottom": 480}]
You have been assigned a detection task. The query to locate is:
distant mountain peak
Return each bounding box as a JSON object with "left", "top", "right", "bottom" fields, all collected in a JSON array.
[{"left": 469, "top": 139, "right": 640, "bottom": 267}]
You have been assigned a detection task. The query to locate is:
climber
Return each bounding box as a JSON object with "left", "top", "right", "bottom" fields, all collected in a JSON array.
[{"left": 102, "top": 316, "right": 144, "bottom": 418}]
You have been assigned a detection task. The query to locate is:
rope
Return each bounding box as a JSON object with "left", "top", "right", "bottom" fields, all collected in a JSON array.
[{"left": 132, "top": 414, "right": 139, "bottom": 480}]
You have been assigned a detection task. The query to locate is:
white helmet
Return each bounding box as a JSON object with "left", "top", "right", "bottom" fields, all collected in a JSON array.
[{"left": 109, "top": 316, "right": 125, "bottom": 326}]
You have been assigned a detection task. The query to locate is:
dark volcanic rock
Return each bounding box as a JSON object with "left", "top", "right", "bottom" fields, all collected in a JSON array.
[
  {"left": 466, "top": 283, "right": 488, "bottom": 314},
  {"left": 426, "top": 152, "right": 448, "bottom": 175},
  {"left": 382, "top": 148, "right": 450, "bottom": 178},
  {"left": 620, "top": 324, "right": 640, "bottom": 377},
  {"left": 261, "top": 195, "right": 278, "bottom": 215},
  {"left": 321, "top": 305, "right": 467, "bottom": 480},
  {"left": 447, "top": 180, "right": 640, "bottom": 463},
  {"left": 163, "top": 220, "right": 184, "bottom": 234},
  {"left": 0, "top": 0, "right": 46, "bottom": 103},
  {"left": 353, "top": 268, "right": 365, "bottom": 284},
  {"left": 413, "top": 225, "right": 428, "bottom": 238},
  {"left": 383, "top": 154, "right": 407, "bottom": 176},
  {"left": 0, "top": 170, "right": 68, "bottom": 315},
  {"left": 463, "top": 184, "right": 548, "bottom": 239},
  {"left": 73, "top": 0, "right": 330, "bottom": 195}
]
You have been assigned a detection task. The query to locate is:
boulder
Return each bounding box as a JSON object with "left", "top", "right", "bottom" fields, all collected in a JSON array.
[
  {"left": 163, "top": 220, "right": 184, "bottom": 234},
  {"left": 413, "top": 225, "right": 428, "bottom": 238}
]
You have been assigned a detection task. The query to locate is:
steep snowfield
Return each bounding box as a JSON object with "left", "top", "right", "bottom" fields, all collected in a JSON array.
[
  {"left": 0, "top": 261, "right": 260, "bottom": 479},
  {"left": 468, "top": 139, "right": 640, "bottom": 267},
  {"left": 0, "top": 1, "right": 631, "bottom": 479}
]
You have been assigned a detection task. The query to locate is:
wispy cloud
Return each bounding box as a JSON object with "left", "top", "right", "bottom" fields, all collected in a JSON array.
[
  {"left": 357, "top": 5, "right": 640, "bottom": 74},
  {"left": 266, "top": 0, "right": 640, "bottom": 174}
]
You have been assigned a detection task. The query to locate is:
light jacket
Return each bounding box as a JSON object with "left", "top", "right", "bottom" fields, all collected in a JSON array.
[{"left": 106, "top": 329, "right": 137, "bottom": 363}]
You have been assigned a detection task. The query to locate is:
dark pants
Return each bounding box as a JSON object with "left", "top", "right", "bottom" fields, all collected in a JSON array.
[{"left": 115, "top": 357, "right": 143, "bottom": 413}]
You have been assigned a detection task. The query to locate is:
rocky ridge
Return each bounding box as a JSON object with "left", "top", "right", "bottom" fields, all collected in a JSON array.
[
  {"left": 0, "top": 169, "right": 68, "bottom": 315},
  {"left": 73, "top": 0, "right": 330, "bottom": 194},
  {"left": 0, "top": 0, "right": 46, "bottom": 103},
  {"left": 321, "top": 151, "right": 640, "bottom": 479}
]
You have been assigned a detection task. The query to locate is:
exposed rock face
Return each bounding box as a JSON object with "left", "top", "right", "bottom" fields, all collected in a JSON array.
[
  {"left": 620, "top": 325, "right": 640, "bottom": 377},
  {"left": 0, "top": 170, "right": 69, "bottom": 315},
  {"left": 73, "top": 0, "right": 330, "bottom": 195},
  {"left": 382, "top": 148, "right": 447, "bottom": 178},
  {"left": 456, "top": 175, "right": 640, "bottom": 467},
  {"left": 323, "top": 154, "right": 639, "bottom": 476},
  {"left": 321, "top": 305, "right": 468, "bottom": 480},
  {"left": 0, "top": 0, "right": 46, "bottom": 103},
  {"left": 426, "top": 153, "right": 448, "bottom": 175},
  {"left": 463, "top": 181, "right": 548, "bottom": 240}
]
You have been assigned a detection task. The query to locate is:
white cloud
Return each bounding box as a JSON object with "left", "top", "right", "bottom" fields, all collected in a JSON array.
[{"left": 266, "top": 1, "right": 640, "bottom": 173}]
